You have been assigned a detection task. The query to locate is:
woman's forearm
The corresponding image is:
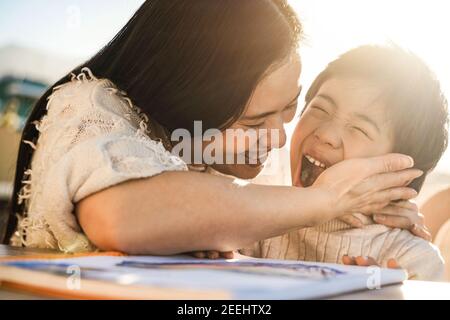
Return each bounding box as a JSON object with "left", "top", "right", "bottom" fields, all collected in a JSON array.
[{"left": 76, "top": 171, "right": 331, "bottom": 255}]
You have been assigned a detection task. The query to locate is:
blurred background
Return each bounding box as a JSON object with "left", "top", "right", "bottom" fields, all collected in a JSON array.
[{"left": 0, "top": 0, "right": 449, "bottom": 223}]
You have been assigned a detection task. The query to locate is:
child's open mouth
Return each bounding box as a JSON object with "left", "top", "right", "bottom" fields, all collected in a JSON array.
[{"left": 299, "top": 154, "right": 327, "bottom": 187}]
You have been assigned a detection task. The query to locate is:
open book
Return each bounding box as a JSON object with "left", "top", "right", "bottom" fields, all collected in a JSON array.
[{"left": 0, "top": 252, "right": 407, "bottom": 299}]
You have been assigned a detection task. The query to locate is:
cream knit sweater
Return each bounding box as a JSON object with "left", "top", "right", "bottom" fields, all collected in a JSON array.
[
  {"left": 12, "top": 69, "right": 445, "bottom": 281},
  {"left": 11, "top": 69, "right": 187, "bottom": 253}
]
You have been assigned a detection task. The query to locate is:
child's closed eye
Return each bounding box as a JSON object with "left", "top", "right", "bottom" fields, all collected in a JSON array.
[
  {"left": 312, "top": 105, "right": 329, "bottom": 114},
  {"left": 351, "top": 126, "right": 371, "bottom": 139}
]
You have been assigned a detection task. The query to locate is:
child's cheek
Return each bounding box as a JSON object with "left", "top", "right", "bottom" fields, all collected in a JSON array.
[
  {"left": 342, "top": 137, "right": 386, "bottom": 160},
  {"left": 290, "top": 122, "right": 303, "bottom": 162},
  {"left": 298, "top": 112, "right": 321, "bottom": 135}
]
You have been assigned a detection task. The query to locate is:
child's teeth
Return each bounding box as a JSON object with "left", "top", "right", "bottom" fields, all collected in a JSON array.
[
  {"left": 306, "top": 155, "right": 315, "bottom": 163},
  {"left": 305, "top": 154, "right": 326, "bottom": 168}
]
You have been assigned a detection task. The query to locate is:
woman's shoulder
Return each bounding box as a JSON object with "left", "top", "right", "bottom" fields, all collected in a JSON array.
[
  {"left": 46, "top": 68, "right": 133, "bottom": 120},
  {"left": 39, "top": 68, "right": 185, "bottom": 166}
]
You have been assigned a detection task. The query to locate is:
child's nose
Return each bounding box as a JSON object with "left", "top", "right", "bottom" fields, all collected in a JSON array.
[{"left": 314, "top": 123, "right": 342, "bottom": 149}]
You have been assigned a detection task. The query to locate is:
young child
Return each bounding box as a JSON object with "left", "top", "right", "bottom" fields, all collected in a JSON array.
[{"left": 241, "top": 45, "right": 449, "bottom": 281}]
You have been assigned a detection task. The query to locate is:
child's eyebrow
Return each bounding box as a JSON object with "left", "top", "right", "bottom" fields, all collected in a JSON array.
[
  {"left": 353, "top": 112, "right": 381, "bottom": 133},
  {"left": 316, "top": 94, "right": 338, "bottom": 108}
]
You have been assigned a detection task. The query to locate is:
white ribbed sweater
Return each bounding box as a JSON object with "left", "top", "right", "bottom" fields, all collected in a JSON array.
[{"left": 240, "top": 215, "right": 445, "bottom": 281}]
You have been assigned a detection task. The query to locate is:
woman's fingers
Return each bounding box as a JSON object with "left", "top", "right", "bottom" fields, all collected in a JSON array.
[
  {"left": 207, "top": 251, "right": 220, "bottom": 259},
  {"left": 366, "top": 154, "right": 415, "bottom": 174},
  {"left": 352, "top": 168, "right": 422, "bottom": 214},
  {"left": 191, "top": 251, "right": 234, "bottom": 259},
  {"left": 220, "top": 251, "right": 235, "bottom": 259},
  {"left": 314, "top": 154, "right": 421, "bottom": 219},
  {"left": 358, "top": 169, "right": 423, "bottom": 195},
  {"left": 387, "top": 200, "right": 421, "bottom": 219},
  {"left": 358, "top": 188, "right": 418, "bottom": 214},
  {"left": 192, "top": 252, "right": 206, "bottom": 259}
]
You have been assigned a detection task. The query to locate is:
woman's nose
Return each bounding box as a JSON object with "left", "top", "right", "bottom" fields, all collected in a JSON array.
[
  {"left": 266, "top": 118, "right": 287, "bottom": 149},
  {"left": 314, "top": 122, "right": 342, "bottom": 149}
]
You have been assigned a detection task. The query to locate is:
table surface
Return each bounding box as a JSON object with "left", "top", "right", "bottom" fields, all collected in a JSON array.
[{"left": 1, "top": 245, "right": 449, "bottom": 300}]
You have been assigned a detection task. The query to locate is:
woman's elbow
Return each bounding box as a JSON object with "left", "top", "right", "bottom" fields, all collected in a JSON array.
[
  {"left": 75, "top": 194, "right": 170, "bottom": 254},
  {"left": 75, "top": 195, "right": 125, "bottom": 252}
]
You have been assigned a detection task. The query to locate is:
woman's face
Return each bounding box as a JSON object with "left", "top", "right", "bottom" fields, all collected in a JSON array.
[
  {"left": 291, "top": 76, "right": 394, "bottom": 187},
  {"left": 211, "top": 54, "right": 303, "bottom": 179}
]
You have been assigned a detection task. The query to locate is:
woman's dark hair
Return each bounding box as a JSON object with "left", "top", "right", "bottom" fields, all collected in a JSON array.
[
  {"left": 4, "top": 0, "right": 302, "bottom": 243},
  {"left": 304, "top": 44, "right": 449, "bottom": 192}
]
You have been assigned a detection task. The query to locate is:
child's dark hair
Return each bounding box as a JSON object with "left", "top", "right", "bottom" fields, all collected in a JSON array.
[{"left": 305, "top": 44, "right": 449, "bottom": 192}]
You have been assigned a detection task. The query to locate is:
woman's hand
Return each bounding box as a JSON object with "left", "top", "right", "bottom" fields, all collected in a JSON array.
[
  {"left": 190, "top": 251, "right": 235, "bottom": 260},
  {"left": 313, "top": 154, "right": 423, "bottom": 221}
]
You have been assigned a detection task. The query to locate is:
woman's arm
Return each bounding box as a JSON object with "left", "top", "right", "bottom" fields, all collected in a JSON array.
[
  {"left": 76, "top": 154, "right": 421, "bottom": 255},
  {"left": 76, "top": 171, "right": 331, "bottom": 254}
]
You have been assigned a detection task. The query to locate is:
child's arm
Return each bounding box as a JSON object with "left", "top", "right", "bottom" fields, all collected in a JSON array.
[
  {"left": 344, "top": 231, "right": 445, "bottom": 281},
  {"left": 393, "top": 236, "right": 445, "bottom": 281}
]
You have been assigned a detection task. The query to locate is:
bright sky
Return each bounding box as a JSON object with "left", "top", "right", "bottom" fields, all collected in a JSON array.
[{"left": 0, "top": 0, "right": 449, "bottom": 173}]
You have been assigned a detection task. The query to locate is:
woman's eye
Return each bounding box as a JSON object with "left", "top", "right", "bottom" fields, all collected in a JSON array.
[
  {"left": 285, "top": 103, "right": 298, "bottom": 111},
  {"left": 246, "top": 123, "right": 264, "bottom": 129}
]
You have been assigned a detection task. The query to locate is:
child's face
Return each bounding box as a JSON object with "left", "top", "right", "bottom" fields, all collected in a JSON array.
[{"left": 291, "top": 76, "right": 395, "bottom": 187}]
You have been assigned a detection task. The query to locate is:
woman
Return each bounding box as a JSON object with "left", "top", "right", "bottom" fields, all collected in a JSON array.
[{"left": 4, "top": 0, "right": 426, "bottom": 255}]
